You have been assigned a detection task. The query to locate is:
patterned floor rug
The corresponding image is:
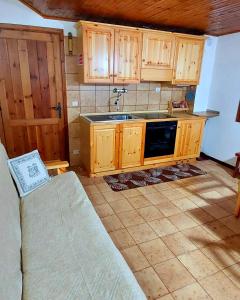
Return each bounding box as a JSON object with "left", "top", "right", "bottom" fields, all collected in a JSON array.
[{"left": 104, "top": 164, "right": 206, "bottom": 192}]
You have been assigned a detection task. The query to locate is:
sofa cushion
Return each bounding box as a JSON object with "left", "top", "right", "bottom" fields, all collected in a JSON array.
[
  {"left": 0, "top": 144, "right": 22, "bottom": 300},
  {"left": 21, "top": 171, "right": 146, "bottom": 300}
]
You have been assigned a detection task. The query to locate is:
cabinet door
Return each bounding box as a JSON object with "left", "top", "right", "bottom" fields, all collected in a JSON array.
[
  {"left": 119, "top": 123, "right": 145, "bottom": 168},
  {"left": 142, "top": 31, "right": 175, "bottom": 69},
  {"left": 92, "top": 125, "right": 119, "bottom": 173},
  {"left": 173, "top": 36, "right": 204, "bottom": 85},
  {"left": 114, "top": 29, "right": 142, "bottom": 83},
  {"left": 174, "top": 119, "right": 205, "bottom": 159},
  {"left": 82, "top": 24, "right": 114, "bottom": 83}
]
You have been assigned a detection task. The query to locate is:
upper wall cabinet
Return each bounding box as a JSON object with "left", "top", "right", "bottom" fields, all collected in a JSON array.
[
  {"left": 141, "top": 31, "right": 175, "bottom": 82},
  {"left": 173, "top": 35, "right": 205, "bottom": 85},
  {"left": 81, "top": 23, "right": 114, "bottom": 83},
  {"left": 114, "top": 29, "right": 142, "bottom": 83},
  {"left": 79, "top": 22, "right": 141, "bottom": 84}
]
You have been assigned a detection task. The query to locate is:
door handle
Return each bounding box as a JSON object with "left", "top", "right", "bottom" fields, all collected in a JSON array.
[{"left": 51, "top": 102, "right": 62, "bottom": 118}]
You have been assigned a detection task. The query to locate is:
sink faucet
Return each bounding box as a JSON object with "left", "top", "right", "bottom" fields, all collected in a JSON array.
[{"left": 112, "top": 88, "right": 128, "bottom": 111}]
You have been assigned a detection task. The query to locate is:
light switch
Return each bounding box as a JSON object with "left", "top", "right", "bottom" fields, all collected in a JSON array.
[
  {"left": 155, "top": 87, "right": 161, "bottom": 93},
  {"left": 72, "top": 101, "right": 79, "bottom": 107}
]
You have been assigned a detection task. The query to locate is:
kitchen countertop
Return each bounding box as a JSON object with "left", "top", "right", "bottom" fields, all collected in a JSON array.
[
  {"left": 80, "top": 111, "right": 207, "bottom": 124},
  {"left": 192, "top": 109, "right": 220, "bottom": 118}
]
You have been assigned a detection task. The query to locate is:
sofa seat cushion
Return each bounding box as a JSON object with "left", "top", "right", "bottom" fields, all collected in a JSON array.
[
  {"left": 0, "top": 144, "right": 22, "bottom": 300},
  {"left": 21, "top": 172, "right": 146, "bottom": 300}
]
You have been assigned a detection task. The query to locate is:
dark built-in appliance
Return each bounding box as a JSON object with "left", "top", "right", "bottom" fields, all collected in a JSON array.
[{"left": 144, "top": 121, "right": 177, "bottom": 158}]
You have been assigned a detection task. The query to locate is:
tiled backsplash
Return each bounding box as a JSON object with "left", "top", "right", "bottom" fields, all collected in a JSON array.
[{"left": 65, "top": 37, "right": 188, "bottom": 166}]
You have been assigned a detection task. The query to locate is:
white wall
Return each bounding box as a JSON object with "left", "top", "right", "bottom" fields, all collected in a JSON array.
[
  {"left": 194, "top": 36, "right": 218, "bottom": 112},
  {"left": 201, "top": 32, "right": 240, "bottom": 165},
  {"left": 0, "top": 0, "right": 77, "bottom": 35}
]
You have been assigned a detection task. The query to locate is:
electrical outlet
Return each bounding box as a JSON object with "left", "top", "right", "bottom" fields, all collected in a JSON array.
[
  {"left": 72, "top": 101, "right": 79, "bottom": 107},
  {"left": 73, "top": 149, "right": 80, "bottom": 155},
  {"left": 155, "top": 87, "right": 161, "bottom": 93}
]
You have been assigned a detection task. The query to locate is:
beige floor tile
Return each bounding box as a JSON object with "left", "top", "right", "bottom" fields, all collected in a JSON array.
[
  {"left": 138, "top": 185, "right": 158, "bottom": 195},
  {"left": 137, "top": 205, "right": 164, "bottom": 221},
  {"left": 95, "top": 182, "right": 112, "bottom": 192},
  {"left": 182, "top": 226, "right": 217, "bottom": 248},
  {"left": 149, "top": 218, "right": 178, "bottom": 237},
  {"left": 171, "top": 282, "right": 210, "bottom": 300},
  {"left": 109, "top": 199, "right": 134, "bottom": 213},
  {"left": 202, "top": 204, "right": 230, "bottom": 219},
  {"left": 199, "top": 271, "right": 240, "bottom": 299},
  {"left": 185, "top": 207, "right": 214, "bottom": 224},
  {"left": 219, "top": 215, "right": 240, "bottom": 234},
  {"left": 171, "top": 198, "right": 198, "bottom": 211},
  {"left": 202, "top": 220, "right": 235, "bottom": 240},
  {"left": 127, "top": 223, "right": 158, "bottom": 244},
  {"left": 118, "top": 210, "right": 145, "bottom": 227},
  {"left": 84, "top": 184, "right": 99, "bottom": 195},
  {"left": 162, "top": 232, "right": 197, "bottom": 255},
  {"left": 156, "top": 201, "right": 182, "bottom": 217},
  {"left": 188, "top": 195, "right": 209, "bottom": 207},
  {"left": 102, "top": 191, "right": 126, "bottom": 202},
  {"left": 101, "top": 214, "right": 124, "bottom": 232},
  {"left": 202, "top": 242, "right": 240, "bottom": 269},
  {"left": 88, "top": 192, "right": 106, "bottom": 205},
  {"left": 121, "top": 245, "right": 150, "bottom": 271},
  {"left": 222, "top": 263, "right": 240, "bottom": 288},
  {"left": 155, "top": 258, "right": 195, "bottom": 292},
  {"left": 139, "top": 238, "right": 174, "bottom": 265},
  {"left": 169, "top": 213, "right": 198, "bottom": 230},
  {"left": 94, "top": 203, "right": 114, "bottom": 218},
  {"left": 160, "top": 189, "right": 186, "bottom": 201},
  {"left": 121, "top": 188, "right": 141, "bottom": 198},
  {"left": 135, "top": 267, "right": 168, "bottom": 299},
  {"left": 145, "top": 192, "right": 168, "bottom": 205},
  {"left": 154, "top": 182, "right": 171, "bottom": 192},
  {"left": 216, "top": 186, "right": 236, "bottom": 197},
  {"left": 109, "top": 228, "right": 135, "bottom": 250},
  {"left": 178, "top": 249, "right": 219, "bottom": 280},
  {"left": 156, "top": 294, "right": 174, "bottom": 300},
  {"left": 217, "top": 198, "right": 236, "bottom": 214},
  {"left": 128, "top": 195, "right": 151, "bottom": 209}
]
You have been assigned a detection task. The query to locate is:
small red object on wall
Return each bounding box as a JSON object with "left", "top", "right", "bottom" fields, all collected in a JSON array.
[{"left": 78, "top": 54, "right": 84, "bottom": 65}]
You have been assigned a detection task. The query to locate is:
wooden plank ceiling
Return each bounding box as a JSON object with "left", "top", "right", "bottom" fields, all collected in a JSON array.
[{"left": 20, "top": 0, "right": 240, "bottom": 36}]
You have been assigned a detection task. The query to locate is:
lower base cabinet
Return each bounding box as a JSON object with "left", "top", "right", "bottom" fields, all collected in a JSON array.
[
  {"left": 92, "top": 124, "right": 119, "bottom": 173},
  {"left": 174, "top": 119, "right": 205, "bottom": 159},
  {"left": 80, "top": 117, "right": 205, "bottom": 176}
]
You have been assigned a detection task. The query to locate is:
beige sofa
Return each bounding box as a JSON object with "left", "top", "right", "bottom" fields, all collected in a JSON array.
[{"left": 0, "top": 144, "right": 146, "bottom": 300}]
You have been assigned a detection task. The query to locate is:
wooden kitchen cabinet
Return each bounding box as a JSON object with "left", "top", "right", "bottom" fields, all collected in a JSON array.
[
  {"left": 114, "top": 28, "right": 142, "bottom": 83},
  {"left": 174, "top": 119, "right": 205, "bottom": 159},
  {"left": 92, "top": 124, "right": 119, "bottom": 173},
  {"left": 173, "top": 35, "right": 205, "bottom": 85},
  {"left": 81, "top": 22, "right": 114, "bottom": 83},
  {"left": 141, "top": 31, "right": 175, "bottom": 81},
  {"left": 119, "top": 123, "right": 145, "bottom": 168}
]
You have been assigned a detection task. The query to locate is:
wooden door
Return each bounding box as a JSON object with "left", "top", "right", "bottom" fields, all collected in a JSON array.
[
  {"left": 82, "top": 23, "right": 114, "bottom": 83},
  {"left": 119, "top": 123, "right": 145, "bottom": 169},
  {"left": 92, "top": 124, "right": 119, "bottom": 173},
  {"left": 0, "top": 25, "right": 67, "bottom": 160},
  {"left": 114, "top": 29, "right": 141, "bottom": 83},
  {"left": 173, "top": 36, "right": 204, "bottom": 85},
  {"left": 174, "top": 119, "right": 205, "bottom": 159}
]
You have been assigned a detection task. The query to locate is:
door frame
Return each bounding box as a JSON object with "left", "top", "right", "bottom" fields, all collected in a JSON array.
[{"left": 0, "top": 23, "right": 69, "bottom": 160}]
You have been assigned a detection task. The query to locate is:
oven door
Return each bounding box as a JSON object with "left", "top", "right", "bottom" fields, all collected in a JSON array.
[{"left": 144, "top": 121, "right": 177, "bottom": 158}]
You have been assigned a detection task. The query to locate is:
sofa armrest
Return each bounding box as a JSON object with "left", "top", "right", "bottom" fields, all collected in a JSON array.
[{"left": 44, "top": 160, "right": 69, "bottom": 175}]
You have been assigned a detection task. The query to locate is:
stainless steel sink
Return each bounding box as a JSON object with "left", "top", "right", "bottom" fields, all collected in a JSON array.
[{"left": 85, "top": 114, "right": 142, "bottom": 122}]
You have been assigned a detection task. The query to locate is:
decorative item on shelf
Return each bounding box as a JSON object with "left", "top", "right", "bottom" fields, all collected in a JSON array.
[
  {"left": 68, "top": 32, "right": 73, "bottom": 56},
  {"left": 168, "top": 99, "right": 189, "bottom": 115}
]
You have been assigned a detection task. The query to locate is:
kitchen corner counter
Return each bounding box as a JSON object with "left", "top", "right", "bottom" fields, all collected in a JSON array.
[{"left": 192, "top": 109, "right": 220, "bottom": 119}]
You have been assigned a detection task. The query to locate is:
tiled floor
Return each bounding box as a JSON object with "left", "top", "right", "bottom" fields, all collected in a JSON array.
[{"left": 76, "top": 160, "right": 240, "bottom": 300}]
